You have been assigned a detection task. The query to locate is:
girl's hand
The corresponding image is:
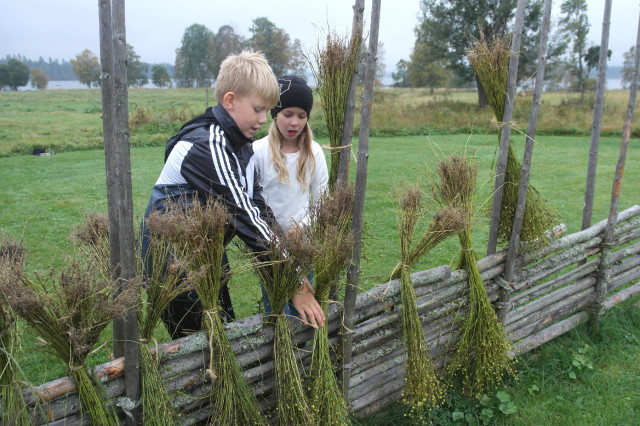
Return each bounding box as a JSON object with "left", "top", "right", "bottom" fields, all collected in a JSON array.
[{"left": 291, "top": 279, "right": 325, "bottom": 328}]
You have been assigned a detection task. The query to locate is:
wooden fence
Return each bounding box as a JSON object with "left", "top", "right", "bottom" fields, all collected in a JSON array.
[{"left": 8, "top": 205, "right": 640, "bottom": 424}]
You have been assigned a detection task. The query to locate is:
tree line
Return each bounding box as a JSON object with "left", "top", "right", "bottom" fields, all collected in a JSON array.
[
  {"left": 3, "top": 4, "right": 639, "bottom": 94},
  {"left": 66, "top": 17, "right": 309, "bottom": 89},
  {"left": 391, "top": 0, "right": 638, "bottom": 104},
  {"left": 1, "top": 16, "right": 309, "bottom": 91}
]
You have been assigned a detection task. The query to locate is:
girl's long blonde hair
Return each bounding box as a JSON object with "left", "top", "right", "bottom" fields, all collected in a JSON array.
[{"left": 267, "top": 119, "right": 316, "bottom": 192}]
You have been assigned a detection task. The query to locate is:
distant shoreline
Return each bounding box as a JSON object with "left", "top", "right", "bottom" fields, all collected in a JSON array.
[{"left": 19, "top": 78, "right": 627, "bottom": 91}]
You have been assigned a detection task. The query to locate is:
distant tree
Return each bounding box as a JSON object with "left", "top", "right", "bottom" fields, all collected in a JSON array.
[
  {"left": 1, "top": 55, "right": 75, "bottom": 81},
  {"left": 1, "top": 59, "right": 30, "bottom": 90},
  {"left": 126, "top": 44, "right": 148, "bottom": 87},
  {"left": 537, "top": 24, "right": 570, "bottom": 90},
  {"left": 31, "top": 67, "right": 49, "bottom": 89},
  {"left": 407, "top": 22, "right": 449, "bottom": 91},
  {"left": 151, "top": 64, "right": 172, "bottom": 88},
  {"left": 71, "top": 49, "right": 100, "bottom": 88},
  {"left": 174, "top": 24, "right": 215, "bottom": 88},
  {"left": 0, "top": 64, "right": 9, "bottom": 88},
  {"left": 246, "top": 17, "right": 292, "bottom": 77},
  {"left": 621, "top": 46, "right": 639, "bottom": 89},
  {"left": 392, "top": 59, "right": 411, "bottom": 87},
  {"left": 517, "top": 1, "right": 553, "bottom": 86},
  {"left": 585, "top": 45, "right": 611, "bottom": 80},
  {"left": 211, "top": 25, "right": 244, "bottom": 80},
  {"left": 559, "top": 0, "right": 590, "bottom": 93},
  {"left": 416, "top": 0, "right": 546, "bottom": 106},
  {"left": 357, "top": 41, "right": 386, "bottom": 86},
  {"left": 288, "top": 39, "right": 308, "bottom": 78}
]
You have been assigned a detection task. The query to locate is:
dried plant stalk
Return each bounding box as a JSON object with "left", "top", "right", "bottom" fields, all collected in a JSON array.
[
  {"left": 137, "top": 208, "right": 204, "bottom": 425},
  {"left": 433, "top": 153, "right": 513, "bottom": 397},
  {"left": 394, "top": 185, "right": 466, "bottom": 412},
  {"left": 468, "top": 33, "right": 559, "bottom": 249},
  {"left": 251, "top": 230, "right": 314, "bottom": 425},
  {"left": 0, "top": 241, "right": 134, "bottom": 426},
  {"left": 172, "top": 198, "right": 265, "bottom": 425},
  {"left": 309, "top": 27, "right": 362, "bottom": 190},
  {"left": 305, "top": 185, "right": 354, "bottom": 423},
  {"left": 72, "top": 213, "right": 111, "bottom": 281},
  {"left": 0, "top": 236, "right": 31, "bottom": 426}
]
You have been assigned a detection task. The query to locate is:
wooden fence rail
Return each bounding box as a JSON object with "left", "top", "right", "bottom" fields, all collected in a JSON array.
[{"left": 3, "top": 205, "right": 640, "bottom": 424}]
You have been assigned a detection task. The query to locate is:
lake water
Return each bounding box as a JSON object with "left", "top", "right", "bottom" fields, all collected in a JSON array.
[
  {"left": 29, "top": 80, "right": 168, "bottom": 90},
  {"left": 18, "top": 78, "right": 626, "bottom": 91}
]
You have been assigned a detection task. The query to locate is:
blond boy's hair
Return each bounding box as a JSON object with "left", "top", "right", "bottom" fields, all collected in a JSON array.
[{"left": 215, "top": 50, "right": 280, "bottom": 107}]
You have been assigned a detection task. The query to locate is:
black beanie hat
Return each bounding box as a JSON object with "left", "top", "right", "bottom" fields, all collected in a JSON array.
[{"left": 271, "top": 76, "right": 313, "bottom": 118}]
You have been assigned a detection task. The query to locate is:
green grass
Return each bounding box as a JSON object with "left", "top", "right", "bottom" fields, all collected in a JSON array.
[
  {"left": 1, "top": 133, "right": 638, "bottom": 387},
  {"left": 1, "top": 87, "right": 637, "bottom": 157}
]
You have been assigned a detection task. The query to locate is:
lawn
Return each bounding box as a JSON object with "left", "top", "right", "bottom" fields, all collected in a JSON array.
[{"left": 0, "top": 87, "right": 638, "bottom": 421}]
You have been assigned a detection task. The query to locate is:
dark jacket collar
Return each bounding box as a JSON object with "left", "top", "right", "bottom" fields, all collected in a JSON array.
[
  {"left": 211, "top": 104, "right": 253, "bottom": 148},
  {"left": 164, "top": 104, "right": 252, "bottom": 161}
]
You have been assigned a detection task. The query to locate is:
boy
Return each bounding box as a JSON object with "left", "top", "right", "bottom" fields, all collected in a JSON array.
[{"left": 141, "top": 51, "right": 324, "bottom": 338}]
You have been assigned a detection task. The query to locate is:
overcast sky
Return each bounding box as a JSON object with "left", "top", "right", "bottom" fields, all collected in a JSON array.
[{"left": 1, "top": 0, "right": 638, "bottom": 76}]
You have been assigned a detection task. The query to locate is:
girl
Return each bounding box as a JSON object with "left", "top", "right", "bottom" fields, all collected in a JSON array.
[{"left": 253, "top": 75, "right": 328, "bottom": 326}]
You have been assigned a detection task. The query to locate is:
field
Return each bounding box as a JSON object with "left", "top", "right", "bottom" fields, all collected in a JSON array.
[
  {"left": 0, "top": 87, "right": 639, "bottom": 422},
  {"left": 0, "top": 87, "right": 637, "bottom": 158}
]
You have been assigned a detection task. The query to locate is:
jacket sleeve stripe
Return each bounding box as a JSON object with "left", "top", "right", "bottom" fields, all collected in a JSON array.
[{"left": 209, "top": 125, "right": 272, "bottom": 242}]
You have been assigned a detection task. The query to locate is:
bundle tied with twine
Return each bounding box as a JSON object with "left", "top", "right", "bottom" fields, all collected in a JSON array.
[
  {"left": 0, "top": 234, "right": 137, "bottom": 426},
  {"left": 432, "top": 153, "right": 512, "bottom": 397},
  {"left": 75, "top": 212, "right": 184, "bottom": 425},
  {"left": 85, "top": 206, "right": 201, "bottom": 426},
  {"left": 392, "top": 185, "right": 466, "bottom": 412},
  {"left": 305, "top": 184, "right": 354, "bottom": 423},
  {"left": 467, "top": 33, "right": 558, "bottom": 250},
  {"left": 0, "top": 236, "right": 31, "bottom": 426},
  {"left": 75, "top": 213, "right": 184, "bottom": 424},
  {"left": 170, "top": 197, "right": 265, "bottom": 426},
  {"left": 309, "top": 26, "right": 362, "bottom": 190},
  {"left": 250, "top": 227, "right": 315, "bottom": 425}
]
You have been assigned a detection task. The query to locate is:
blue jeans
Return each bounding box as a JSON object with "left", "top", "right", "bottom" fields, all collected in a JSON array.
[{"left": 261, "top": 270, "right": 314, "bottom": 318}]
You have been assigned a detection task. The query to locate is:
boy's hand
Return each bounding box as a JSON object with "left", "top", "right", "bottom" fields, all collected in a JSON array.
[{"left": 291, "top": 279, "right": 325, "bottom": 328}]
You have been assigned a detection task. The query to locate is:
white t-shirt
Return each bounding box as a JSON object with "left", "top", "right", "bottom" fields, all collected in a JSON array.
[{"left": 253, "top": 136, "right": 329, "bottom": 231}]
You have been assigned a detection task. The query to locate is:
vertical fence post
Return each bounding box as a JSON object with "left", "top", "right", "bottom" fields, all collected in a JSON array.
[
  {"left": 337, "top": 0, "right": 365, "bottom": 185},
  {"left": 98, "top": 0, "right": 140, "bottom": 422},
  {"left": 582, "top": 0, "right": 613, "bottom": 231},
  {"left": 497, "top": 0, "right": 553, "bottom": 323},
  {"left": 98, "top": 0, "right": 125, "bottom": 357},
  {"left": 332, "top": 0, "right": 364, "bottom": 307},
  {"left": 342, "top": 0, "right": 381, "bottom": 400},
  {"left": 486, "top": 0, "right": 526, "bottom": 255},
  {"left": 112, "top": 1, "right": 140, "bottom": 422},
  {"left": 589, "top": 7, "right": 640, "bottom": 333}
]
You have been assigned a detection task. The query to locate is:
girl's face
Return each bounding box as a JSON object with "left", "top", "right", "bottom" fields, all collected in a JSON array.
[{"left": 275, "top": 106, "right": 308, "bottom": 142}]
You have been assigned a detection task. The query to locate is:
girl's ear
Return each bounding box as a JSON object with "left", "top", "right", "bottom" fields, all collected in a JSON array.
[{"left": 222, "top": 92, "right": 236, "bottom": 110}]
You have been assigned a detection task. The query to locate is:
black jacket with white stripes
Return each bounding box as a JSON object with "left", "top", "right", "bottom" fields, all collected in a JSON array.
[{"left": 143, "top": 104, "right": 275, "bottom": 254}]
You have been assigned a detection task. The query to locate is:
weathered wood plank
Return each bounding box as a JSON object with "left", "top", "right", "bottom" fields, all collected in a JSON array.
[
  {"left": 517, "top": 206, "right": 640, "bottom": 267},
  {"left": 506, "top": 277, "right": 595, "bottom": 327},
  {"left": 507, "top": 293, "right": 594, "bottom": 342},
  {"left": 512, "top": 258, "right": 599, "bottom": 306},
  {"left": 608, "top": 267, "right": 640, "bottom": 293},
  {"left": 603, "top": 282, "right": 640, "bottom": 309},
  {"left": 506, "top": 291, "right": 594, "bottom": 338},
  {"left": 511, "top": 312, "right": 590, "bottom": 356}
]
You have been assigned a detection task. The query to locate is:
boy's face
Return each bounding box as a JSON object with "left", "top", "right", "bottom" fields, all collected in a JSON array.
[{"left": 225, "top": 92, "right": 271, "bottom": 139}]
